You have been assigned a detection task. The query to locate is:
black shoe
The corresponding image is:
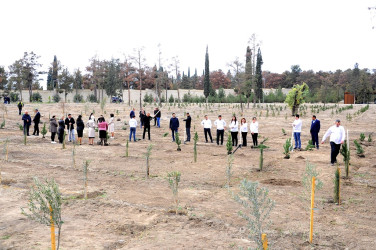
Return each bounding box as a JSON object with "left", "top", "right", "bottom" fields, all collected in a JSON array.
[{"left": 293, "top": 147, "right": 297, "bottom": 149}]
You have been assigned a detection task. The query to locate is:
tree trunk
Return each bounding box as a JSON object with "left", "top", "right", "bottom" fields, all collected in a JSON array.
[{"left": 127, "top": 82, "right": 131, "bottom": 106}]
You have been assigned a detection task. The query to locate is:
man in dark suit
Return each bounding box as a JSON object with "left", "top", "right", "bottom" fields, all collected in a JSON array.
[
  {"left": 183, "top": 112, "right": 191, "bottom": 142},
  {"left": 32, "top": 109, "right": 41, "bottom": 136},
  {"left": 310, "top": 115, "right": 320, "bottom": 149},
  {"left": 142, "top": 113, "right": 153, "bottom": 140}
]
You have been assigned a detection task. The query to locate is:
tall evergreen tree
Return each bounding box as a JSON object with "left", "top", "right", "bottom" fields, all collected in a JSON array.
[
  {"left": 73, "top": 69, "right": 83, "bottom": 95},
  {"left": 52, "top": 55, "right": 58, "bottom": 91},
  {"left": 204, "top": 46, "right": 212, "bottom": 99},
  {"left": 255, "top": 48, "right": 263, "bottom": 102},
  {"left": 46, "top": 68, "right": 53, "bottom": 90}
]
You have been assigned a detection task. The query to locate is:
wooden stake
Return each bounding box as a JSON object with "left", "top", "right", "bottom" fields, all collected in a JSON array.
[
  {"left": 49, "top": 206, "right": 56, "bottom": 250},
  {"left": 309, "top": 176, "right": 315, "bottom": 244},
  {"left": 262, "top": 233, "right": 268, "bottom": 250},
  {"left": 338, "top": 168, "right": 341, "bottom": 205}
]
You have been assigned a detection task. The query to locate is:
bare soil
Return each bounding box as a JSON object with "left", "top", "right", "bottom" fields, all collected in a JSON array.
[{"left": 0, "top": 102, "right": 375, "bottom": 249}]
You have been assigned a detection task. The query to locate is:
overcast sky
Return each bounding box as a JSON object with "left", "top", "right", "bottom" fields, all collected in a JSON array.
[{"left": 1, "top": 0, "right": 376, "bottom": 88}]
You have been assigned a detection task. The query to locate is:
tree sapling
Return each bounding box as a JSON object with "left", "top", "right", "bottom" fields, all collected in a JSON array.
[
  {"left": 167, "top": 171, "right": 181, "bottom": 214},
  {"left": 283, "top": 138, "right": 291, "bottom": 159},
  {"left": 340, "top": 140, "right": 350, "bottom": 178},
  {"left": 175, "top": 132, "right": 181, "bottom": 151},
  {"left": 193, "top": 132, "right": 198, "bottom": 162},
  {"left": 41, "top": 123, "right": 47, "bottom": 138},
  {"left": 144, "top": 144, "right": 153, "bottom": 178}
]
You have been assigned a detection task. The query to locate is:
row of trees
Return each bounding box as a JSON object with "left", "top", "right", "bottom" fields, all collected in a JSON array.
[{"left": 1, "top": 37, "right": 375, "bottom": 105}]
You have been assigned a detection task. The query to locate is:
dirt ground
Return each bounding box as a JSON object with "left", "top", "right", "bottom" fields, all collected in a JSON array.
[{"left": 0, "top": 102, "right": 375, "bottom": 250}]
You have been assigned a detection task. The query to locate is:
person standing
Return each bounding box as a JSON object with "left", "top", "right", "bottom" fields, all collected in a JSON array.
[
  {"left": 88, "top": 113, "right": 95, "bottom": 122},
  {"left": 214, "top": 115, "right": 226, "bottom": 145},
  {"left": 292, "top": 114, "right": 302, "bottom": 150},
  {"left": 97, "top": 117, "right": 109, "bottom": 146},
  {"left": 229, "top": 116, "right": 239, "bottom": 146},
  {"left": 310, "top": 115, "right": 320, "bottom": 149},
  {"left": 153, "top": 108, "right": 158, "bottom": 126},
  {"left": 22, "top": 111, "right": 31, "bottom": 136},
  {"left": 169, "top": 113, "right": 180, "bottom": 142},
  {"left": 108, "top": 113, "right": 115, "bottom": 139},
  {"left": 76, "top": 115, "right": 85, "bottom": 145},
  {"left": 87, "top": 117, "right": 96, "bottom": 145},
  {"left": 156, "top": 108, "right": 161, "bottom": 128},
  {"left": 32, "top": 109, "right": 41, "bottom": 136},
  {"left": 250, "top": 117, "right": 259, "bottom": 147},
  {"left": 139, "top": 108, "right": 146, "bottom": 128},
  {"left": 183, "top": 112, "right": 191, "bottom": 142},
  {"left": 17, "top": 100, "right": 24, "bottom": 115},
  {"left": 201, "top": 115, "right": 213, "bottom": 143},
  {"left": 65, "top": 114, "right": 76, "bottom": 142},
  {"left": 142, "top": 113, "right": 153, "bottom": 140},
  {"left": 57, "top": 116, "right": 65, "bottom": 143},
  {"left": 240, "top": 118, "right": 248, "bottom": 147},
  {"left": 49, "top": 115, "right": 58, "bottom": 144},
  {"left": 130, "top": 108, "right": 135, "bottom": 119},
  {"left": 129, "top": 115, "right": 137, "bottom": 142},
  {"left": 321, "top": 119, "right": 345, "bottom": 166}
]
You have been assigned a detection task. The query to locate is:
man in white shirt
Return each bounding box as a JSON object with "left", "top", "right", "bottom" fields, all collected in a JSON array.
[
  {"left": 129, "top": 115, "right": 138, "bottom": 142},
  {"left": 292, "top": 114, "right": 302, "bottom": 150},
  {"left": 321, "top": 119, "right": 345, "bottom": 165},
  {"left": 201, "top": 115, "right": 213, "bottom": 143},
  {"left": 214, "top": 115, "right": 226, "bottom": 145}
]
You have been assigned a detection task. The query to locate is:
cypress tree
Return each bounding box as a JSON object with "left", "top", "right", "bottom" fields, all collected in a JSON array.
[
  {"left": 255, "top": 48, "right": 263, "bottom": 102},
  {"left": 46, "top": 68, "right": 53, "bottom": 90},
  {"left": 52, "top": 55, "right": 58, "bottom": 91},
  {"left": 204, "top": 46, "right": 211, "bottom": 99}
]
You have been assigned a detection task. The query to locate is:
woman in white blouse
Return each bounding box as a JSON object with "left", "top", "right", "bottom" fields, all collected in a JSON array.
[
  {"left": 250, "top": 117, "right": 259, "bottom": 147},
  {"left": 108, "top": 113, "right": 115, "bottom": 139},
  {"left": 240, "top": 118, "right": 248, "bottom": 147},
  {"left": 229, "top": 116, "right": 239, "bottom": 146}
]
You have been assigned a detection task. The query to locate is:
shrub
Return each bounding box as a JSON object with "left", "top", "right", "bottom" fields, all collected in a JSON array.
[
  {"left": 226, "top": 133, "right": 233, "bottom": 154},
  {"left": 87, "top": 94, "right": 97, "bottom": 103},
  {"left": 353, "top": 140, "right": 364, "bottom": 156},
  {"left": 53, "top": 94, "right": 61, "bottom": 103},
  {"left": 233, "top": 179, "right": 275, "bottom": 249},
  {"left": 175, "top": 132, "right": 181, "bottom": 151},
  {"left": 73, "top": 94, "right": 83, "bottom": 103},
  {"left": 283, "top": 138, "right": 291, "bottom": 159},
  {"left": 258, "top": 139, "right": 269, "bottom": 171},
  {"left": 359, "top": 133, "right": 365, "bottom": 141},
  {"left": 31, "top": 92, "right": 42, "bottom": 102},
  {"left": 10, "top": 92, "right": 19, "bottom": 102},
  {"left": 305, "top": 140, "right": 315, "bottom": 151},
  {"left": 41, "top": 123, "right": 47, "bottom": 138},
  {"left": 168, "top": 95, "right": 174, "bottom": 103},
  {"left": 340, "top": 141, "right": 350, "bottom": 177},
  {"left": 143, "top": 93, "right": 152, "bottom": 103}
]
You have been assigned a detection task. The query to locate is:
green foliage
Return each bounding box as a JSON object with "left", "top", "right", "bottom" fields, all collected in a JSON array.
[
  {"left": 226, "top": 133, "right": 233, "bottom": 154},
  {"left": 193, "top": 132, "right": 198, "bottom": 163},
  {"left": 144, "top": 144, "right": 153, "bottom": 178},
  {"left": 282, "top": 128, "right": 286, "bottom": 135},
  {"left": 167, "top": 171, "right": 181, "bottom": 214},
  {"left": 233, "top": 179, "right": 275, "bottom": 249},
  {"left": 31, "top": 92, "right": 42, "bottom": 102},
  {"left": 359, "top": 104, "right": 369, "bottom": 113},
  {"left": 53, "top": 94, "right": 61, "bottom": 103},
  {"left": 10, "top": 92, "right": 19, "bottom": 102},
  {"left": 353, "top": 140, "right": 364, "bottom": 155},
  {"left": 143, "top": 93, "right": 153, "bottom": 103},
  {"left": 203, "top": 46, "right": 211, "bottom": 99},
  {"left": 305, "top": 139, "right": 315, "bottom": 151},
  {"left": 0, "top": 117, "right": 5, "bottom": 129},
  {"left": 168, "top": 94, "right": 175, "bottom": 103},
  {"left": 258, "top": 139, "right": 269, "bottom": 171},
  {"left": 334, "top": 167, "right": 340, "bottom": 204},
  {"left": 41, "top": 123, "right": 47, "bottom": 138},
  {"left": 359, "top": 133, "right": 365, "bottom": 141},
  {"left": 285, "top": 82, "right": 309, "bottom": 115},
  {"left": 283, "top": 138, "right": 291, "bottom": 159},
  {"left": 225, "top": 154, "right": 234, "bottom": 188},
  {"left": 368, "top": 134, "right": 372, "bottom": 142},
  {"left": 87, "top": 94, "right": 97, "bottom": 103},
  {"left": 302, "top": 160, "right": 323, "bottom": 196},
  {"left": 340, "top": 141, "right": 350, "bottom": 177},
  {"left": 73, "top": 94, "right": 83, "bottom": 103},
  {"left": 175, "top": 132, "right": 181, "bottom": 151},
  {"left": 21, "top": 177, "right": 63, "bottom": 250},
  {"left": 163, "top": 132, "right": 169, "bottom": 137}
]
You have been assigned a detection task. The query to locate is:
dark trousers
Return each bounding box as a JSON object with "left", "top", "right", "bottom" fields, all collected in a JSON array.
[
  {"left": 18, "top": 108, "right": 22, "bottom": 115},
  {"left": 231, "top": 131, "right": 238, "bottom": 146},
  {"left": 23, "top": 124, "right": 30, "bottom": 136},
  {"left": 33, "top": 122, "right": 39, "bottom": 135},
  {"left": 171, "top": 129, "right": 178, "bottom": 141},
  {"left": 154, "top": 117, "right": 157, "bottom": 126},
  {"left": 51, "top": 132, "right": 56, "bottom": 142},
  {"left": 58, "top": 130, "right": 64, "bottom": 143},
  {"left": 311, "top": 133, "right": 319, "bottom": 148},
  {"left": 330, "top": 142, "right": 341, "bottom": 164},
  {"left": 186, "top": 127, "right": 191, "bottom": 141},
  {"left": 143, "top": 126, "right": 150, "bottom": 140},
  {"left": 251, "top": 133, "right": 258, "bottom": 146},
  {"left": 217, "top": 129, "right": 224, "bottom": 145},
  {"left": 241, "top": 132, "right": 247, "bottom": 146},
  {"left": 204, "top": 128, "right": 213, "bottom": 142}
]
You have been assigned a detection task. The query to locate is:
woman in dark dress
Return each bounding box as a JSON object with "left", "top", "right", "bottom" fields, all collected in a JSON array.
[{"left": 76, "top": 115, "right": 85, "bottom": 145}]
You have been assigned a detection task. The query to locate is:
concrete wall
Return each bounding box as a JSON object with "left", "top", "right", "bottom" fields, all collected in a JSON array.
[{"left": 1, "top": 88, "right": 290, "bottom": 103}]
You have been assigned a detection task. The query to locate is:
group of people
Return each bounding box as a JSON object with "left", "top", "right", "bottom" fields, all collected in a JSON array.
[{"left": 21, "top": 109, "right": 115, "bottom": 146}]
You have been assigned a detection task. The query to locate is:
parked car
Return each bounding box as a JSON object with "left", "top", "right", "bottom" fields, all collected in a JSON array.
[{"left": 111, "top": 96, "right": 123, "bottom": 103}]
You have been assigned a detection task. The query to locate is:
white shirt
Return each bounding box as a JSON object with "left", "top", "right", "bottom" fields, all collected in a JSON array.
[
  {"left": 201, "top": 119, "right": 212, "bottom": 129},
  {"left": 250, "top": 121, "right": 259, "bottom": 133},
  {"left": 229, "top": 121, "right": 239, "bottom": 132},
  {"left": 292, "top": 119, "right": 302, "bottom": 132},
  {"left": 240, "top": 123, "right": 248, "bottom": 132},
  {"left": 129, "top": 118, "right": 138, "bottom": 128},
  {"left": 322, "top": 125, "right": 345, "bottom": 144},
  {"left": 214, "top": 119, "right": 226, "bottom": 130}
]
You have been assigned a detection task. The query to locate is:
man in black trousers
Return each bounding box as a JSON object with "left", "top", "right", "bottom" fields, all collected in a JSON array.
[
  {"left": 142, "top": 112, "right": 153, "bottom": 140},
  {"left": 310, "top": 115, "right": 320, "bottom": 149},
  {"left": 183, "top": 112, "right": 191, "bottom": 142},
  {"left": 32, "top": 108, "right": 41, "bottom": 136}
]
